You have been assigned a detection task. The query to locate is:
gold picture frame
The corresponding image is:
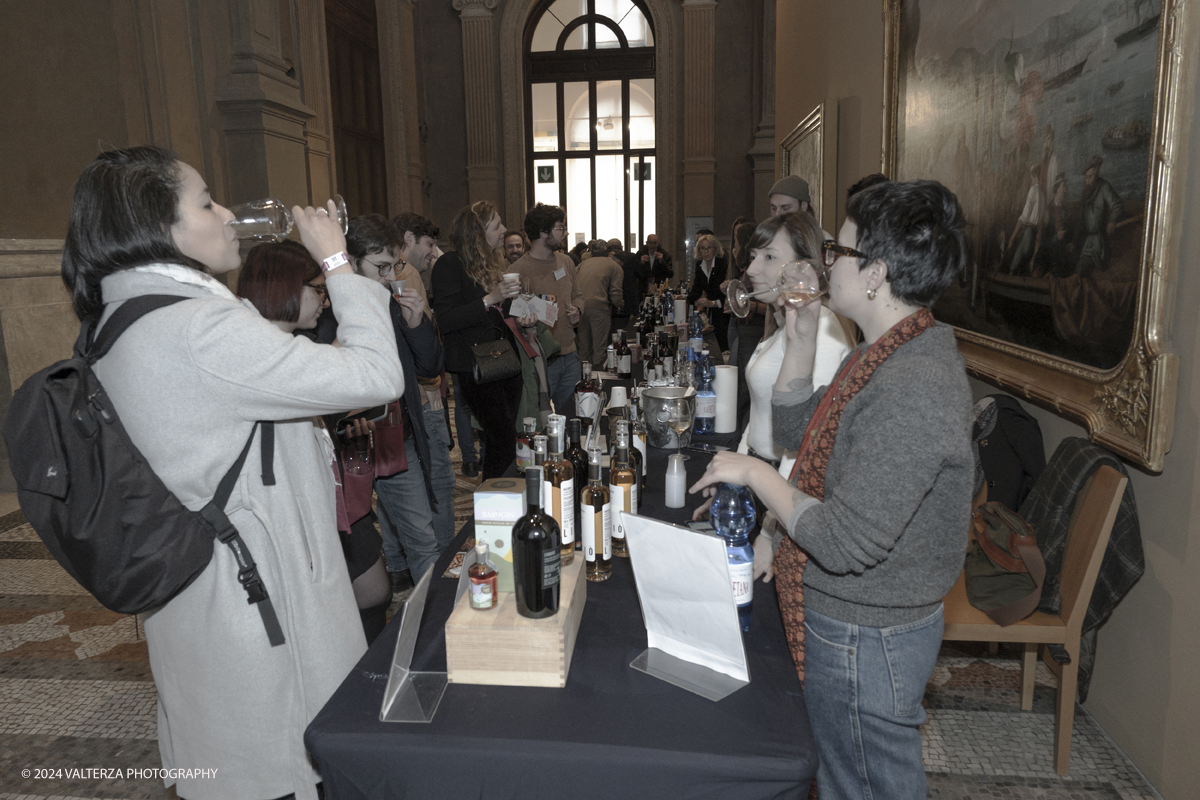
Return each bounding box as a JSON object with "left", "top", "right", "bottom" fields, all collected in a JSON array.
[
  {"left": 882, "top": 0, "right": 1197, "bottom": 472},
  {"left": 780, "top": 104, "right": 825, "bottom": 227}
]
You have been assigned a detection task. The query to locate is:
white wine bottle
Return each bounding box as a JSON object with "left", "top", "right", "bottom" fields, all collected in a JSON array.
[
  {"left": 581, "top": 446, "right": 612, "bottom": 582},
  {"left": 544, "top": 414, "right": 575, "bottom": 566},
  {"left": 609, "top": 426, "right": 637, "bottom": 558}
]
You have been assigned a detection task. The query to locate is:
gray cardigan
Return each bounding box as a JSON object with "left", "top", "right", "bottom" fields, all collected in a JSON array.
[{"left": 772, "top": 322, "right": 973, "bottom": 627}]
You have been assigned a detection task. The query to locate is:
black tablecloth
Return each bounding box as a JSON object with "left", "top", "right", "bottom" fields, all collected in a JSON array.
[{"left": 305, "top": 428, "right": 817, "bottom": 799}]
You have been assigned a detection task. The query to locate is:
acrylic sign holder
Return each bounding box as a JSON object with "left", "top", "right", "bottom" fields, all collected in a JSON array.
[{"left": 379, "top": 564, "right": 448, "bottom": 723}]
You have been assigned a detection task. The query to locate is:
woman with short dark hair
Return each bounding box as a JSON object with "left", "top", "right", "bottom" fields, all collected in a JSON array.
[
  {"left": 63, "top": 146, "right": 403, "bottom": 800},
  {"left": 693, "top": 180, "right": 974, "bottom": 800}
]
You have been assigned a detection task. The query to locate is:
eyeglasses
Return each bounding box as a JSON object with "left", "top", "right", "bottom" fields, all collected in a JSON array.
[
  {"left": 364, "top": 259, "right": 396, "bottom": 277},
  {"left": 552, "top": 225, "right": 568, "bottom": 233},
  {"left": 306, "top": 283, "right": 328, "bottom": 300},
  {"left": 821, "top": 239, "right": 869, "bottom": 267}
]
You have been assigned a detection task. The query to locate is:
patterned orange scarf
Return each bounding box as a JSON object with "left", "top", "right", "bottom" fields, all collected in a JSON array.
[{"left": 774, "top": 308, "right": 936, "bottom": 684}]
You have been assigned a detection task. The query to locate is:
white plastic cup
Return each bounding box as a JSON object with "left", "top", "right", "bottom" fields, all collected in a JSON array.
[
  {"left": 608, "top": 385, "right": 628, "bottom": 409},
  {"left": 665, "top": 454, "right": 687, "bottom": 508}
]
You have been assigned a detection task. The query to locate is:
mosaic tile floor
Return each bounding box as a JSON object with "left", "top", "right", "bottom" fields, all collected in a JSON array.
[{"left": 0, "top": 394, "right": 1165, "bottom": 799}]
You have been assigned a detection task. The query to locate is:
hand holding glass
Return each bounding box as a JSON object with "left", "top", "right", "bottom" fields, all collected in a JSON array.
[
  {"left": 726, "top": 259, "right": 826, "bottom": 318},
  {"left": 229, "top": 194, "right": 349, "bottom": 242}
]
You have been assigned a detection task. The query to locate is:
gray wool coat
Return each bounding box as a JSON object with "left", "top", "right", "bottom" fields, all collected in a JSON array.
[{"left": 93, "top": 265, "right": 404, "bottom": 800}]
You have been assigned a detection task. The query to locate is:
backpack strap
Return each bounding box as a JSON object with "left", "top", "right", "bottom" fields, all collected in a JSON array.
[
  {"left": 86, "top": 295, "right": 188, "bottom": 364},
  {"left": 199, "top": 422, "right": 286, "bottom": 648}
]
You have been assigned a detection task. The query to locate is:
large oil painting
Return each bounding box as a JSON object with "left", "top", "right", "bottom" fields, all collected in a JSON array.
[{"left": 883, "top": 0, "right": 1195, "bottom": 471}]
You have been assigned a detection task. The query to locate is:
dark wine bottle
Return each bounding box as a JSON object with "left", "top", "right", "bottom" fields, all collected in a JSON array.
[{"left": 512, "top": 466, "right": 561, "bottom": 618}]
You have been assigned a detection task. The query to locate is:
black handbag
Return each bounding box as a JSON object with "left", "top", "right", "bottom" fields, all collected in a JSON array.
[{"left": 471, "top": 338, "right": 521, "bottom": 384}]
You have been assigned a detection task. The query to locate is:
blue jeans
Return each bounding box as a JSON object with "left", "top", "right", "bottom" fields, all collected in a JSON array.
[
  {"left": 803, "top": 605, "right": 943, "bottom": 800},
  {"left": 374, "top": 407, "right": 458, "bottom": 582},
  {"left": 451, "top": 375, "right": 478, "bottom": 464},
  {"left": 546, "top": 351, "right": 581, "bottom": 417}
]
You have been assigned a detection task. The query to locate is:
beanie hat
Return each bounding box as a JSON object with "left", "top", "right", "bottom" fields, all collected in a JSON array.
[{"left": 768, "top": 174, "right": 811, "bottom": 205}]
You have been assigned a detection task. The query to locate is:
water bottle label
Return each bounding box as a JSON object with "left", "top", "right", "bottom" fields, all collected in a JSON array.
[
  {"left": 542, "top": 548, "right": 561, "bottom": 587},
  {"left": 729, "top": 561, "right": 753, "bottom": 606},
  {"left": 695, "top": 396, "right": 717, "bottom": 418},
  {"left": 609, "top": 484, "right": 626, "bottom": 539},
  {"left": 576, "top": 392, "right": 600, "bottom": 419}
]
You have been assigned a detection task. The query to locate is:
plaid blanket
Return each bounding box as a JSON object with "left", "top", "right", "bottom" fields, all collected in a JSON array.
[{"left": 1018, "top": 437, "right": 1144, "bottom": 701}]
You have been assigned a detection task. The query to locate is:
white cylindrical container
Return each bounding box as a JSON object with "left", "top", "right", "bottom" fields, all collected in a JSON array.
[
  {"left": 664, "top": 454, "right": 687, "bottom": 508},
  {"left": 713, "top": 365, "right": 738, "bottom": 433}
]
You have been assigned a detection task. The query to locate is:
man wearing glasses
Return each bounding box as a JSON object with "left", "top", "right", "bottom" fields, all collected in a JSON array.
[
  {"left": 511, "top": 203, "right": 585, "bottom": 415},
  {"left": 345, "top": 215, "right": 451, "bottom": 594}
]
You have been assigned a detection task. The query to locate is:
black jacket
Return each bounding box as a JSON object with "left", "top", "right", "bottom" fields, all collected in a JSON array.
[
  {"left": 431, "top": 251, "right": 509, "bottom": 374},
  {"left": 633, "top": 246, "right": 673, "bottom": 284}
]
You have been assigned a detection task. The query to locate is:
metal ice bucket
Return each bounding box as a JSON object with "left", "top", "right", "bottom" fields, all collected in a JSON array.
[{"left": 641, "top": 386, "right": 696, "bottom": 449}]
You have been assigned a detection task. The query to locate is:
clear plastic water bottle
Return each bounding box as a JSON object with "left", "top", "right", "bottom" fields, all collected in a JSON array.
[
  {"left": 693, "top": 349, "right": 716, "bottom": 435},
  {"left": 688, "top": 307, "right": 704, "bottom": 354},
  {"left": 710, "top": 482, "right": 755, "bottom": 632}
]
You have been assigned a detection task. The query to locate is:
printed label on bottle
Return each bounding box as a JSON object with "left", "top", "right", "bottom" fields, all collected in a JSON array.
[
  {"left": 696, "top": 395, "right": 717, "bottom": 418},
  {"left": 516, "top": 442, "right": 533, "bottom": 469},
  {"left": 618, "top": 355, "right": 631, "bottom": 374},
  {"left": 633, "top": 435, "right": 648, "bottom": 476},
  {"left": 576, "top": 392, "right": 600, "bottom": 420},
  {"left": 601, "top": 502, "right": 612, "bottom": 558},
  {"left": 543, "top": 480, "right": 552, "bottom": 513},
  {"left": 729, "top": 561, "right": 753, "bottom": 606},
  {"left": 630, "top": 478, "right": 639, "bottom": 515},
  {"left": 469, "top": 579, "right": 495, "bottom": 609},
  {"left": 542, "top": 547, "right": 561, "bottom": 587},
  {"left": 583, "top": 507, "right": 598, "bottom": 561},
  {"left": 557, "top": 478, "right": 574, "bottom": 546},
  {"left": 609, "top": 484, "right": 626, "bottom": 539}
]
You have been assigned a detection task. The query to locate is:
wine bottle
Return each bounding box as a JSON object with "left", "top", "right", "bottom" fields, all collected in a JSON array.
[
  {"left": 566, "top": 418, "right": 589, "bottom": 540},
  {"left": 516, "top": 417, "right": 536, "bottom": 470},
  {"left": 533, "top": 435, "right": 547, "bottom": 510},
  {"left": 629, "top": 397, "right": 649, "bottom": 490},
  {"left": 616, "top": 330, "right": 632, "bottom": 379},
  {"left": 573, "top": 361, "right": 602, "bottom": 429},
  {"left": 512, "top": 467, "right": 561, "bottom": 618},
  {"left": 581, "top": 446, "right": 612, "bottom": 582},
  {"left": 609, "top": 426, "right": 637, "bottom": 558},
  {"left": 616, "top": 418, "right": 642, "bottom": 505},
  {"left": 545, "top": 414, "right": 575, "bottom": 565}
]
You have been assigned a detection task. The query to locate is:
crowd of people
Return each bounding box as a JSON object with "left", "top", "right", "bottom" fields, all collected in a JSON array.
[{"left": 59, "top": 143, "right": 973, "bottom": 800}]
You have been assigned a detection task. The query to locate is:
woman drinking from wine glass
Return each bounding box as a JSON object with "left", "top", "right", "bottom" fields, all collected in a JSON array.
[
  {"left": 62, "top": 146, "right": 403, "bottom": 800},
  {"left": 691, "top": 180, "right": 974, "bottom": 800}
]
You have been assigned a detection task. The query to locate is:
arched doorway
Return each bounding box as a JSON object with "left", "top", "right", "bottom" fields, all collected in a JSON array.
[
  {"left": 523, "top": 1, "right": 655, "bottom": 249},
  {"left": 500, "top": 0, "right": 677, "bottom": 255}
]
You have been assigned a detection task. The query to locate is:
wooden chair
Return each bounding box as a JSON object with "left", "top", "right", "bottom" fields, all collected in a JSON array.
[{"left": 942, "top": 464, "right": 1127, "bottom": 775}]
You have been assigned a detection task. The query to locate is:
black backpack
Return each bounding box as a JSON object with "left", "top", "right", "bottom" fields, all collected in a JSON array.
[{"left": 2, "top": 295, "right": 285, "bottom": 646}]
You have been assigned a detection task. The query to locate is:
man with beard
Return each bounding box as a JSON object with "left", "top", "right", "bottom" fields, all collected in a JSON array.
[
  {"left": 511, "top": 203, "right": 584, "bottom": 413},
  {"left": 503, "top": 229, "right": 529, "bottom": 264}
]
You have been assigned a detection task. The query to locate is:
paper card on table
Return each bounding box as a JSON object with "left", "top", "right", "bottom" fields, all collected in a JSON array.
[{"left": 624, "top": 514, "right": 749, "bottom": 683}]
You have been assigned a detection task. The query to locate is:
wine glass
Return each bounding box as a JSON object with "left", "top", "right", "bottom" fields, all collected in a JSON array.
[
  {"left": 666, "top": 399, "right": 693, "bottom": 460},
  {"left": 228, "top": 194, "right": 349, "bottom": 242},
  {"left": 777, "top": 259, "right": 827, "bottom": 309}
]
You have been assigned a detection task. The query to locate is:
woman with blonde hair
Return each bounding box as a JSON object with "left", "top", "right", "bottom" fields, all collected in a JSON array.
[
  {"left": 432, "top": 200, "right": 523, "bottom": 478},
  {"left": 687, "top": 232, "right": 729, "bottom": 356}
]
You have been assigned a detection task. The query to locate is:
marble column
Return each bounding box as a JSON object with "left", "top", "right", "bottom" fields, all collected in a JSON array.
[
  {"left": 454, "top": 0, "right": 502, "bottom": 205},
  {"left": 747, "top": 0, "right": 776, "bottom": 222},
  {"left": 682, "top": 0, "right": 717, "bottom": 220}
]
